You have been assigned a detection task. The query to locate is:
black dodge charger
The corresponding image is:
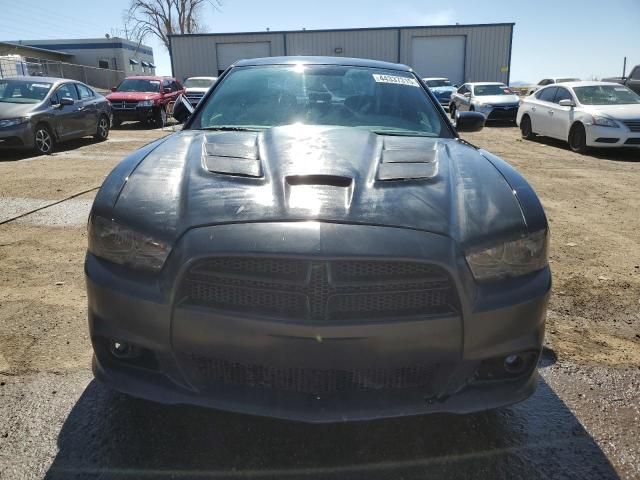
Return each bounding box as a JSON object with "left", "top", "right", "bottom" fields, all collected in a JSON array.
[{"left": 85, "top": 57, "right": 551, "bottom": 422}]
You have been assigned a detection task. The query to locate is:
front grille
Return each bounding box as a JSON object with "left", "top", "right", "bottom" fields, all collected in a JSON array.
[
  {"left": 623, "top": 120, "right": 640, "bottom": 132},
  {"left": 179, "top": 258, "right": 458, "bottom": 323},
  {"left": 186, "top": 92, "right": 205, "bottom": 105},
  {"left": 185, "top": 354, "right": 439, "bottom": 394},
  {"left": 488, "top": 106, "right": 518, "bottom": 120},
  {"left": 110, "top": 100, "right": 138, "bottom": 110}
]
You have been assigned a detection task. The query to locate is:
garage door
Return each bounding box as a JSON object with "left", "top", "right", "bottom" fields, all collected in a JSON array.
[
  {"left": 216, "top": 42, "right": 271, "bottom": 72},
  {"left": 410, "top": 36, "right": 465, "bottom": 85}
]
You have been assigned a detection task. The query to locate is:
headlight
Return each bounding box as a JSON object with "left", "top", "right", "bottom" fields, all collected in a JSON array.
[
  {"left": 476, "top": 103, "right": 491, "bottom": 109},
  {"left": 465, "top": 230, "right": 548, "bottom": 282},
  {"left": 0, "top": 117, "right": 29, "bottom": 128},
  {"left": 137, "top": 100, "right": 154, "bottom": 107},
  {"left": 592, "top": 116, "right": 619, "bottom": 128},
  {"left": 88, "top": 215, "right": 171, "bottom": 272}
]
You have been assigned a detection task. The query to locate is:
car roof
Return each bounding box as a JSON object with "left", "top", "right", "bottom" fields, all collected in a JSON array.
[
  {"left": 1, "top": 75, "right": 73, "bottom": 85},
  {"left": 124, "top": 76, "right": 174, "bottom": 80},
  {"left": 186, "top": 76, "right": 217, "bottom": 80},
  {"left": 467, "top": 82, "right": 507, "bottom": 86},
  {"left": 234, "top": 56, "right": 411, "bottom": 72},
  {"left": 542, "top": 80, "right": 624, "bottom": 89},
  {"left": 422, "top": 77, "right": 449, "bottom": 81}
]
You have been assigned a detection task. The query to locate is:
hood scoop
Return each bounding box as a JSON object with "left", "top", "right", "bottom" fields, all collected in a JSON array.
[
  {"left": 203, "top": 131, "right": 262, "bottom": 178},
  {"left": 377, "top": 136, "right": 438, "bottom": 181},
  {"left": 285, "top": 175, "right": 354, "bottom": 210}
]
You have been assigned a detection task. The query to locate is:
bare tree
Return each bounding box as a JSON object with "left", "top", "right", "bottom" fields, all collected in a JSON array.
[{"left": 124, "top": 0, "right": 222, "bottom": 50}]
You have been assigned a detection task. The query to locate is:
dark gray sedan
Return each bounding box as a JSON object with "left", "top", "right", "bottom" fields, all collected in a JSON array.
[
  {"left": 86, "top": 56, "right": 550, "bottom": 423},
  {"left": 0, "top": 76, "right": 111, "bottom": 155}
]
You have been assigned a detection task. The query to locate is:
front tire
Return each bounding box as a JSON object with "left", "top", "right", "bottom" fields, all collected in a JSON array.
[
  {"left": 153, "top": 106, "right": 167, "bottom": 128},
  {"left": 520, "top": 115, "right": 536, "bottom": 140},
  {"left": 569, "top": 123, "right": 588, "bottom": 154},
  {"left": 33, "top": 124, "right": 54, "bottom": 155},
  {"left": 94, "top": 115, "right": 110, "bottom": 141}
]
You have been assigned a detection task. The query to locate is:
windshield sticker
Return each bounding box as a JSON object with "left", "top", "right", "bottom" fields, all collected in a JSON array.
[
  {"left": 372, "top": 74, "right": 420, "bottom": 87},
  {"left": 614, "top": 87, "right": 627, "bottom": 91},
  {"left": 31, "top": 84, "right": 51, "bottom": 88}
]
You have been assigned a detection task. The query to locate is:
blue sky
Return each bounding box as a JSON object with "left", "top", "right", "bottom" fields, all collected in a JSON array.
[{"left": 0, "top": 0, "right": 638, "bottom": 83}]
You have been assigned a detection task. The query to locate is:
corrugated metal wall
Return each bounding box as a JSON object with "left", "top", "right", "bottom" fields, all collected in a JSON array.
[
  {"left": 286, "top": 29, "right": 398, "bottom": 62},
  {"left": 170, "top": 24, "right": 512, "bottom": 84}
]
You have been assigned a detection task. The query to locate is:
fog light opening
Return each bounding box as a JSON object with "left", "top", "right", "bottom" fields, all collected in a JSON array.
[{"left": 504, "top": 354, "right": 526, "bottom": 374}]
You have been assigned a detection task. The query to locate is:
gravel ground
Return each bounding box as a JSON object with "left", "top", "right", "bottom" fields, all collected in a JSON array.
[{"left": 0, "top": 123, "right": 638, "bottom": 479}]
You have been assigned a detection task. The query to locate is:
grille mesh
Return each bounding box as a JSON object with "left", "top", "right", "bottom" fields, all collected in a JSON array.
[
  {"left": 186, "top": 355, "right": 438, "bottom": 394},
  {"left": 623, "top": 120, "right": 640, "bottom": 132},
  {"left": 181, "top": 258, "right": 457, "bottom": 323}
]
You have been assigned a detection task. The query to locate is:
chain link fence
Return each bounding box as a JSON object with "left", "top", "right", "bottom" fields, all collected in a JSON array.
[{"left": 0, "top": 56, "right": 125, "bottom": 90}]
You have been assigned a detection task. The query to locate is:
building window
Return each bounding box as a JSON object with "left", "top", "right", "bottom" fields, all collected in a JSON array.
[{"left": 98, "top": 60, "right": 109, "bottom": 69}]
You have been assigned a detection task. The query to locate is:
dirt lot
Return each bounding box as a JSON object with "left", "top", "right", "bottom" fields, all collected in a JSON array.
[{"left": 0, "top": 124, "right": 638, "bottom": 479}]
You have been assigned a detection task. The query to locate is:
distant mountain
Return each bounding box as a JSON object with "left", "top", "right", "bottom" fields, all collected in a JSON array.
[{"left": 509, "top": 80, "right": 531, "bottom": 87}]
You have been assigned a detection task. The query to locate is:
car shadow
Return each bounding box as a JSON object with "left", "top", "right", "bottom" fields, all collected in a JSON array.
[
  {"left": 527, "top": 136, "right": 640, "bottom": 162},
  {"left": 43, "top": 375, "right": 619, "bottom": 480},
  {"left": 0, "top": 138, "right": 100, "bottom": 162}
]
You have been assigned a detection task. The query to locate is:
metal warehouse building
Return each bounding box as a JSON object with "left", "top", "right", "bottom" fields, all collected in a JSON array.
[{"left": 169, "top": 23, "right": 514, "bottom": 85}]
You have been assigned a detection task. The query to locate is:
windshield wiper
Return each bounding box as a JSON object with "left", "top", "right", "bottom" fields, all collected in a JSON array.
[{"left": 200, "top": 126, "right": 264, "bottom": 132}]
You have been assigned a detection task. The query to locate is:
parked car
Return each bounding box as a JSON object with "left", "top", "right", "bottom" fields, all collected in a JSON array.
[
  {"left": 184, "top": 76, "right": 217, "bottom": 107},
  {"left": 517, "top": 81, "right": 640, "bottom": 153},
  {"left": 526, "top": 77, "right": 580, "bottom": 96},
  {"left": 0, "top": 76, "right": 111, "bottom": 155},
  {"left": 422, "top": 77, "right": 457, "bottom": 109},
  {"left": 86, "top": 56, "right": 550, "bottom": 423},
  {"left": 450, "top": 82, "right": 521, "bottom": 123},
  {"left": 106, "top": 76, "right": 184, "bottom": 128},
  {"left": 602, "top": 65, "right": 640, "bottom": 95}
]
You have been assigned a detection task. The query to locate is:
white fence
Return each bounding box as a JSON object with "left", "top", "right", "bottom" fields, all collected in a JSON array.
[{"left": 0, "top": 56, "right": 125, "bottom": 90}]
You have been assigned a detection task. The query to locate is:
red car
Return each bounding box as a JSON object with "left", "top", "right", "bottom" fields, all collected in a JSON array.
[{"left": 106, "top": 76, "right": 184, "bottom": 127}]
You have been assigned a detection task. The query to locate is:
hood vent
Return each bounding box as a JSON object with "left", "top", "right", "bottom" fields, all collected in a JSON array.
[
  {"left": 203, "top": 132, "right": 263, "bottom": 178},
  {"left": 377, "top": 137, "right": 438, "bottom": 181}
]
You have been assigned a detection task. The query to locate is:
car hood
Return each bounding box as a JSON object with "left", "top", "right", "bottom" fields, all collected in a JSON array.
[
  {"left": 474, "top": 95, "right": 520, "bottom": 106},
  {"left": 106, "top": 92, "right": 160, "bottom": 101},
  {"left": 0, "top": 102, "right": 37, "bottom": 118},
  {"left": 582, "top": 104, "right": 640, "bottom": 120},
  {"left": 102, "top": 125, "right": 527, "bottom": 247}
]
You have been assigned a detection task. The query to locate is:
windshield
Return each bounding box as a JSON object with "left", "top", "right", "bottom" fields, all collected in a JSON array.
[
  {"left": 474, "top": 84, "right": 514, "bottom": 96},
  {"left": 184, "top": 78, "right": 217, "bottom": 88},
  {"left": 425, "top": 79, "right": 452, "bottom": 88},
  {"left": 192, "top": 65, "right": 450, "bottom": 137},
  {"left": 0, "top": 79, "right": 52, "bottom": 104},
  {"left": 116, "top": 79, "right": 160, "bottom": 93},
  {"left": 573, "top": 85, "right": 640, "bottom": 105}
]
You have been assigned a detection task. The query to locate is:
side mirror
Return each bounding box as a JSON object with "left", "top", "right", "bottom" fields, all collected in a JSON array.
[
  {"left": 172, "top": 94, "right": 194, "bottom": 124},
  {"left": 463, "top": 92, "right": 471, "bottom": 98},
  {"left": 59, "top": 97, "right": 74, "bottom": 106},
  {"left": 111, "top": 87, "right": 117, "bottom": 92},
  {"left": 163, "top": 87, "right": 172, "bottom": 94},
  {"left": 558, "top": 99, "right": 575, "bottom": 107},
  {"left": 455, "top": 111, "right": 485, "bottom": 132}
]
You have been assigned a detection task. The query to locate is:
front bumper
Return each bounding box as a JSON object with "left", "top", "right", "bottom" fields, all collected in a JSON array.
[
  {"left": 111, "top": 106, "right": 154, "bottom": 122},
  {"left": 86, "top": 222, "right": 550, "bottom": 422},
  {"left": 585, "top": 124, "right": 640, "bottom": 148},
  {"left": 0, "top": 121, "right": 33, "bottom": 150}
]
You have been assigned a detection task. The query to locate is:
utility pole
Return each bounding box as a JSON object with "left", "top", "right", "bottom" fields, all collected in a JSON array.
[{"left": 622, "top": 56, "right": 627, "bottom": 78}]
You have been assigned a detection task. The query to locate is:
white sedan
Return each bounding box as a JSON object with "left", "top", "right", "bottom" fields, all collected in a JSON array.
[{"left": 516, "top": 81, "right": 640, "bottom": 153}]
